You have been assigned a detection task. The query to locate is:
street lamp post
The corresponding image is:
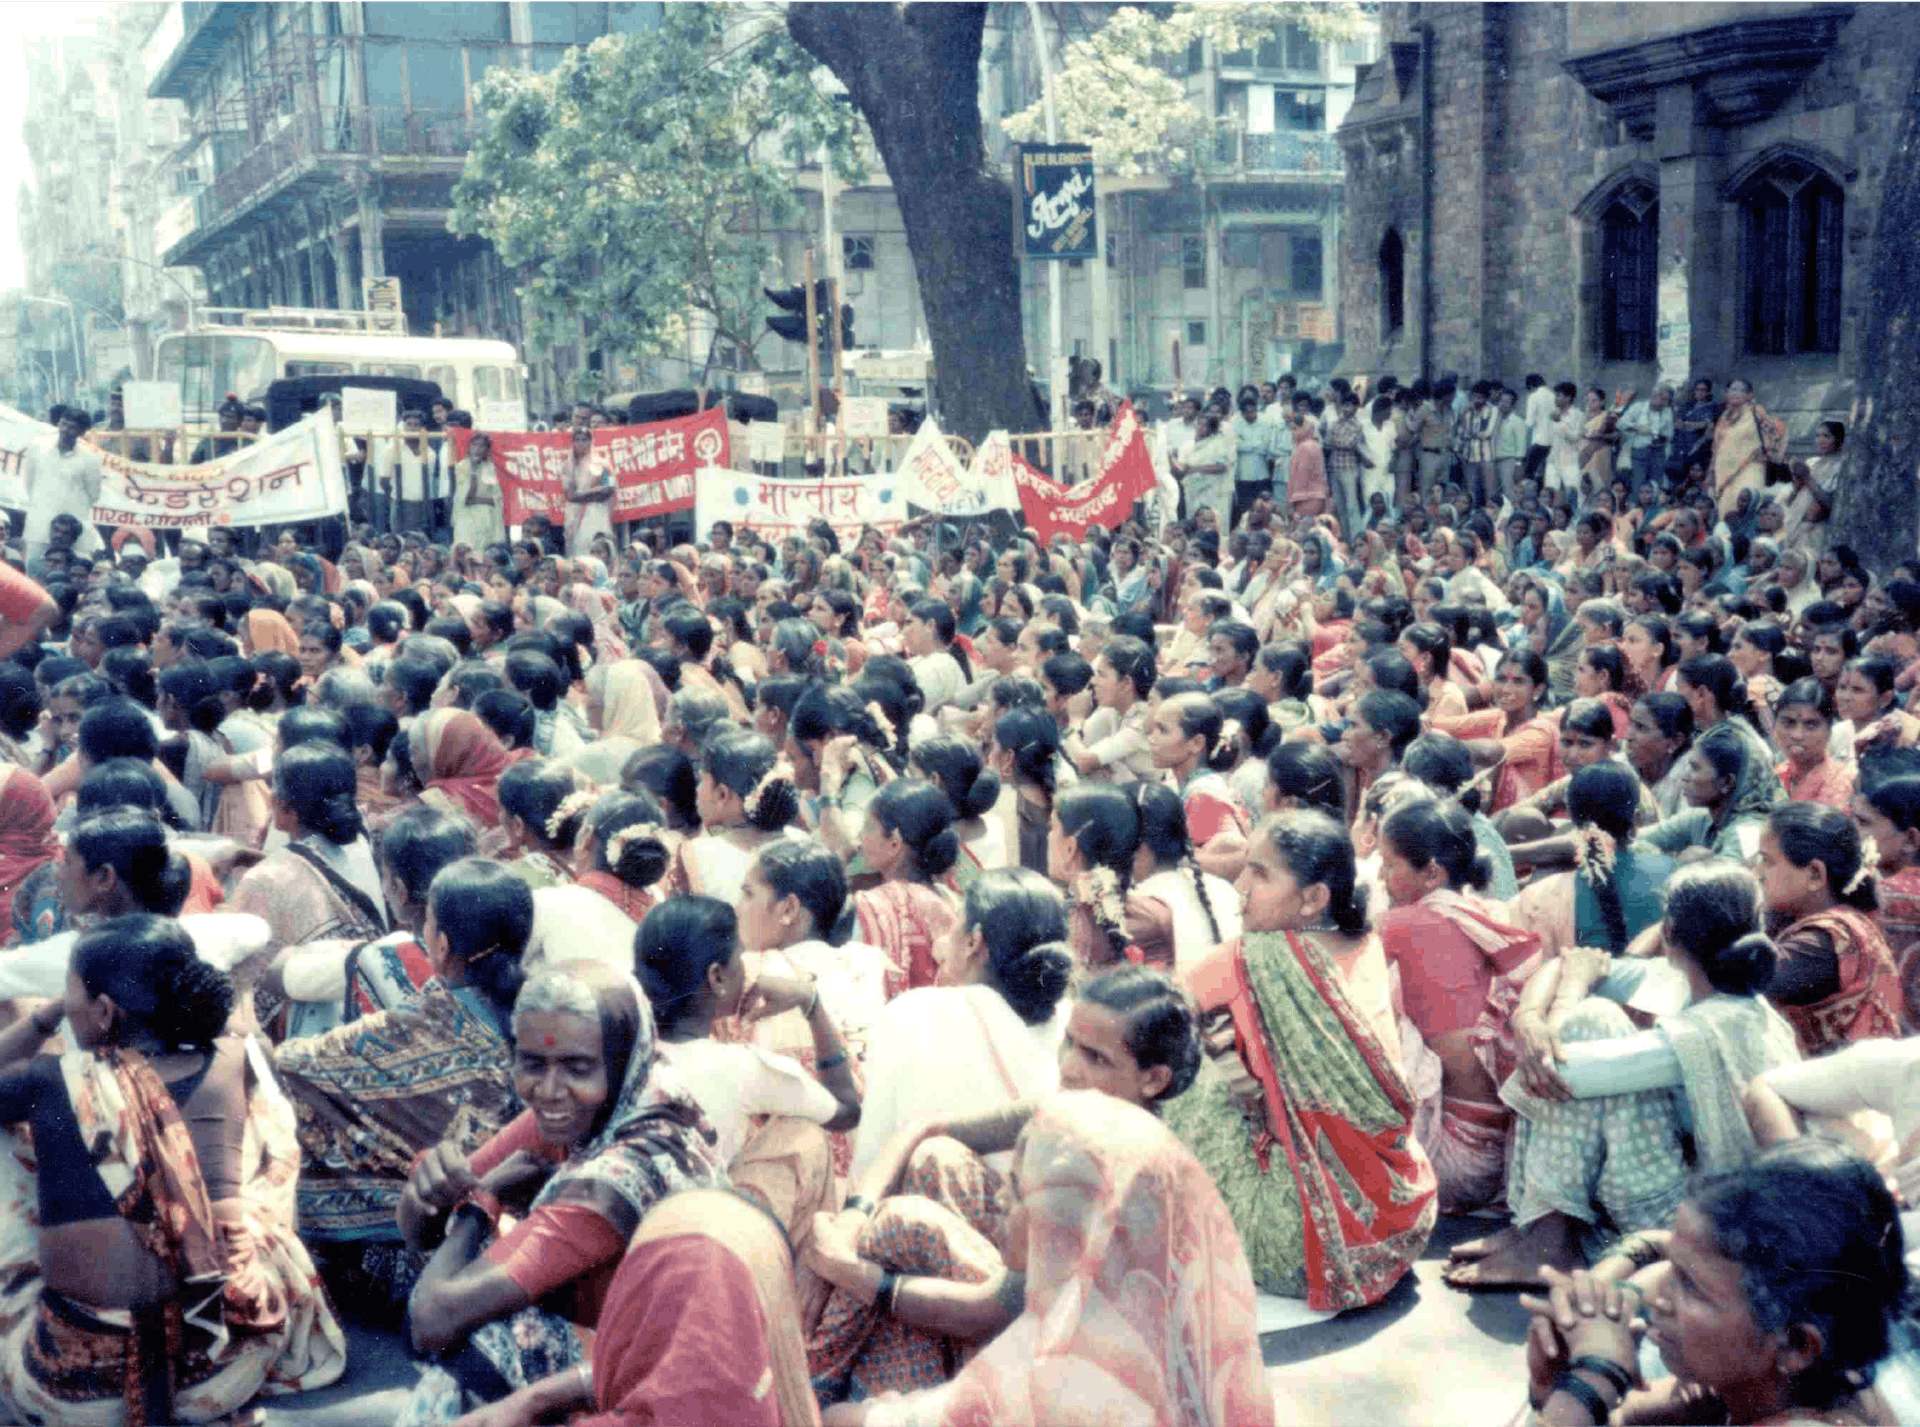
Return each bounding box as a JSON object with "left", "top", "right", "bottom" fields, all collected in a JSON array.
[{"left": 85, "top": 245, "right": 198, "bottom": 332}]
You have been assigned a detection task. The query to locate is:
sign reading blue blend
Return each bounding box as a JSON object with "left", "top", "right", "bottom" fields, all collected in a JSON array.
[{"left": 1017, "top": 142, "right": 1097, "bottom": 261}]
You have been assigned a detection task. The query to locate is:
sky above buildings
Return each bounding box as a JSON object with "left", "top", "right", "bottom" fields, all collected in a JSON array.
[{"left": 2, "top": 4, "right": 113, "bottom": 291}]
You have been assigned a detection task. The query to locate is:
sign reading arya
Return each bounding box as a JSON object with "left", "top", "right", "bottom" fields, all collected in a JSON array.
[{"left": 1017, "top": 142, "right": 1097, "bottom": 261}]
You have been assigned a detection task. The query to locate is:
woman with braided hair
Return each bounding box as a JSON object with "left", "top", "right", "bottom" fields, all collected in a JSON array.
[
  {"left": 495, "top": 758, "right": 587, "bottom": 890},
  {"left": 1124, "top": 782, "right": 1242, "bottom": 970},
  {"left": 851, "top": 779, "right": 963, "bottom": 997},
  {"left": 1504, "top": 762, "right": 1675, "bottom": 962},
  {"left": 670, "top": 729, "right": 802, "bottom": 903},
  {"left": 1164, "top": 811, "right": 1436, "bottom": 1308},
  {"left": 1050, "top": 783, "right": 1143, "bottom": 967}
]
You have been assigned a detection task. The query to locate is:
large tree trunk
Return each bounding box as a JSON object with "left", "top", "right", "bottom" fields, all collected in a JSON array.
[
  {"left": 1832, "top": 48, "right": 1920, "bottom": 567},
  {"left": 787, "top": 2, "right": 1039, "bottom": 444}
]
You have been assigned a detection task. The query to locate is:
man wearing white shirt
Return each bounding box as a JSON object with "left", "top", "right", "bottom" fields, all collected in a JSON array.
[
  {"left": 1618, "top": 385, "right": 1674, "bottom": 493},
  {"left": 1542, "top": 381, "right": 1583, "bottom": 497},
  {"left": 1522, "top": 373, "right": 1556, "bottom": 485},
  {"left": 23, "top": 408, "right": 104, "bottom": 568}
]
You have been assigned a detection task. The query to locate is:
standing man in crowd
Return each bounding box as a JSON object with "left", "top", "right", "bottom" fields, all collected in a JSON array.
[
  {"left": 563, "top": 422, "right": 614, "bottom": 559},
  {"left": 23, "top": 406, "right": 104, "bottom": 571},
  {"left": 1230, "top": 392, "right": 1275, "bottom": 531}
]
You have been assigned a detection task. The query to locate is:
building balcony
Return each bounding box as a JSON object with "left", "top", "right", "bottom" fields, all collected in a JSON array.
[
  {"left": 162, "top": 105, "right": 476, "bottom": 266},
  {"left": 1203, "top": 129, "right": 1345, "bottom": 180},
  {"left": 146, "top": 2, "right": 252, "bottom": 101}
]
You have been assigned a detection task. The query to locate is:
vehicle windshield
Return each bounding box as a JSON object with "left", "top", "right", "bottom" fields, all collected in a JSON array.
[{"left": 156, "top": 335, "right": 276, "bottom": 421}]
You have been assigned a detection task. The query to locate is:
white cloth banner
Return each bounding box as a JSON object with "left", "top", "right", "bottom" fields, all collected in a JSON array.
[
  {"left": 695, "top": 465, "right": 901, "bottom": 545},
  {"left": 898, "top": 417, "right": 1009, "bottom": 516},
  {"left": 0, "top": 405, "right": 350, "bottom": 533},
  {"left": 965, "top": 430, "right": 1024, "bottom": 515}
]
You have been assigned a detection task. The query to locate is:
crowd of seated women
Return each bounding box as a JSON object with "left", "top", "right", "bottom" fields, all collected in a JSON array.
[{"left": 0, "top": 486, "right": 1914, "bottom": 1427}]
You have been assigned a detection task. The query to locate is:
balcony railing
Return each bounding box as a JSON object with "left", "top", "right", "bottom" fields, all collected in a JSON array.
[
  {"left": 1206, "top": 128, "right": 1344, "bottom": 177},
  {"left": 195, "top": 106, "right": 477, "bottom": 231}
]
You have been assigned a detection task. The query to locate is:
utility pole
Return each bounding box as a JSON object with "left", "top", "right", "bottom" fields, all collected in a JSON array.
[
  {"left": 803, "top": 247, "right": 822, "bottom": 444},
  {"left": 1025, "top": 0, "right": 1066, "bottom": 432}
]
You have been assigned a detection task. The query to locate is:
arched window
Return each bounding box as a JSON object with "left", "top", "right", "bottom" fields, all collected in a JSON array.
[
  {"left": 1379, "top": 229, "right": 1405, "bottom": 337},
  {"left": 1600, "top": 183, "right": 1657, "bottom": 362},
  {"left": 1740, "top": 160, "right": 1843, "bottom": 356}
]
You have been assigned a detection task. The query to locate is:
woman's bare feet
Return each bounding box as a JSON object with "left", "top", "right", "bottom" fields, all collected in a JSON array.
[
  {"left": 1441, "top": 1213, "right": 1580, "bottom": 1290},
  {"left": 1446, "top": 1223, "right": 1523, "bottom": 1263}
]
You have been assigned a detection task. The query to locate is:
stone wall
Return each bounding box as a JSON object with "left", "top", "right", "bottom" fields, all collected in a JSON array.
[{"left": 1338, "top": 1, "right": 1920, "bottom": 453}]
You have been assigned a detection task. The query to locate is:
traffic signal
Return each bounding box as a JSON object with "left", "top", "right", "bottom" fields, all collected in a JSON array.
[
  {"left": 839, "top": 302, "right": 855, "bottom": 351},
  {"left": 766, "top": 280, "right": 838, "bottom": 347},
  {"left": 765, "top": 285, "right": 810, "bottom": 344}
]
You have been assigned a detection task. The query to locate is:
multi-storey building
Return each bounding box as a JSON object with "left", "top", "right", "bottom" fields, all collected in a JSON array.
[
  {"left": 1337, "top": 2, "right": 1919, "bottom": 445},
  {"left": 127, "top": 1, "right": 1371, "bottom": 420}
]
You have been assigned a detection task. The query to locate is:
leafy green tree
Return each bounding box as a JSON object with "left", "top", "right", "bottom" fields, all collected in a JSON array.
[
  {"left": 1001, "top": 3, "right": 1368, "bottom": 177},
  {"left": 449, "top": 5, "right": 864, "bottom": 393}
]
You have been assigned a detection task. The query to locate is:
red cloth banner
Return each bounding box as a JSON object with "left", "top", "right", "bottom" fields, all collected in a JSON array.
[
  {"left": 450, "top": 408, "right": 728, "bottom": 525},
  {"left": 1013, "top": 403, "right": 1157, "bottom": 542}
]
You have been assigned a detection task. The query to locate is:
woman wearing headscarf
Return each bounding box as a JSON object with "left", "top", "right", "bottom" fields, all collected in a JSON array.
[
  {"left": 567, "top": 578, "right": 629, "bottom": 664},
  {"left": 1287, "top": 413, "right": 1328, "bottom": 521},
  {"left": 832, "top": 1092, "right": 1273, "bottom": 1427},
  {"left": 407, "top": 709, "right": 512, "bottom": 837},
  {"left": 396, "top": 960, "right": 723, "bottom": 1424},
  {"left": 0, "top": 767, "right": 59, "bottom": 947},
  {"left": 240, "top": 607, "right": 301, "bottom": 659},
  {"left": 1513, "top": 576, "right": 1582, "bottom": 702},
  {"left": 462, "top": 1189, "right": 820, "bottom": 1427},
  {"left": 565, "top": 660, "right": 663, "bottom": 788}
]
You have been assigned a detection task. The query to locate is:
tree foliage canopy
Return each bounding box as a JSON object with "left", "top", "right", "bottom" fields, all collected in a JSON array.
[
  {"left": 449, "top": 4, "right": 865, "bottom": 391},
  {"left": 1002, "top": 2, "right": 1367, "bottom": 176}
]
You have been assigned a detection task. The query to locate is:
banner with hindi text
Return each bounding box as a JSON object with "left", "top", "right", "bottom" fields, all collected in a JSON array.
[
  {"left": 1012, "top": 402, "right": 1158, "bottom": 542},
  {"left": 0, "top": 404, "right": 348, "bottom": 533},
  {"left": 694, "top": 466, "right": 901, "bottom": 548},
  {"left": 449, "top": 408, "right": 728, "bottom": 526}
]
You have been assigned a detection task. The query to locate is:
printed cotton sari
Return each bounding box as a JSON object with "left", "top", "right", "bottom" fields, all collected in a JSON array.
[{"left": 1165, "top": 930, "right": 1437, "bottom": 1309}]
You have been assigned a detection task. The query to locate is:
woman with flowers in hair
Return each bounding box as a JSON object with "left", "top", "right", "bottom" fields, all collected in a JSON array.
[
  {"left": 1503, "top": 763, "right": 1674, "bottom": 963},
  {"left": 1754, "top": 801, "right": 1904, "bottom": 1056},
  {"left": 671, "top": 729, "right": 803, "bottom": 903},
  {"left": 1049, "top": 783, "right": 1144, "bottom": 968},
  {"left": 495, "top": 759, "right": 588, "bottom": 890}
]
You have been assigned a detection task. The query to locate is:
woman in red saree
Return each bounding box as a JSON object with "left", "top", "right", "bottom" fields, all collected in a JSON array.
[
  {"left": 407, "top": 708, "right": 510, "bottom": 833},
  {"left": 1438, "top": 649, "right": 1560, "bottom": 814},
  {"left": 1377, "top": 797, "right": 1541, "bottom": 1215},
  {"left": 1854, "top": 775, "right": 1920, "bottom": 1033},
  {"left": 850, "top": 781, "right": 961, "bottom": 996},
  {"left": 0, "top": 765, "right": 58, "bottom": 946},
  {"left": 1756, "top": 802, "right": 1903, "bottom": 1056},
  {"left": 1164, "top": 811, "right": 1436, "bottom": 1310}
]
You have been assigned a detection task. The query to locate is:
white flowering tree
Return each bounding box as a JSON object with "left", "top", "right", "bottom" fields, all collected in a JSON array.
[
  {"left": 448, "top": 4, "right": 865, "bottom": 393},
  {"left": 1002, "top": 3, "right": 1369, "bottom": 176}
]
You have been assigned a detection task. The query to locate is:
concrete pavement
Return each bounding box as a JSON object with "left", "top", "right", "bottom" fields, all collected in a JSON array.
[{"left": 264, "top": 1215, "right": 1534, "bottom": 1426}]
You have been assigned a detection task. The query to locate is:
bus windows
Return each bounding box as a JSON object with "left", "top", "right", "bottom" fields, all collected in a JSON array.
[
  {"left": 156, "top": 334, "right": 276, "bottom": 415},
  {"left": 474, "top": 367, "right": 502, "bottom": 401},
  {"left": 425, "top": 363, "right": 458, "bottom": 402},
  {"left": 358, "top": 362, "right": 423, "bottom": 380},
  {"left": 286, "top": 360, "right": 353, "bottom": 377}
]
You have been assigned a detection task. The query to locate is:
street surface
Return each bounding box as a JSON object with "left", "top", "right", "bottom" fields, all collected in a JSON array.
[{"left": 261, "top": 1216, "right": 1535, "bottom": 1425}]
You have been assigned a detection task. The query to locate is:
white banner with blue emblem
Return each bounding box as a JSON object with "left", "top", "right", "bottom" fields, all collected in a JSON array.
[{"left": 695, "top": 464, "right": 902, "bottom": 546}]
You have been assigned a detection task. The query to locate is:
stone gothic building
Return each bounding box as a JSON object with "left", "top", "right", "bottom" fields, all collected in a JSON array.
[{"left": 1336, "top": 2, "right": 1919, "bottom": 445}]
